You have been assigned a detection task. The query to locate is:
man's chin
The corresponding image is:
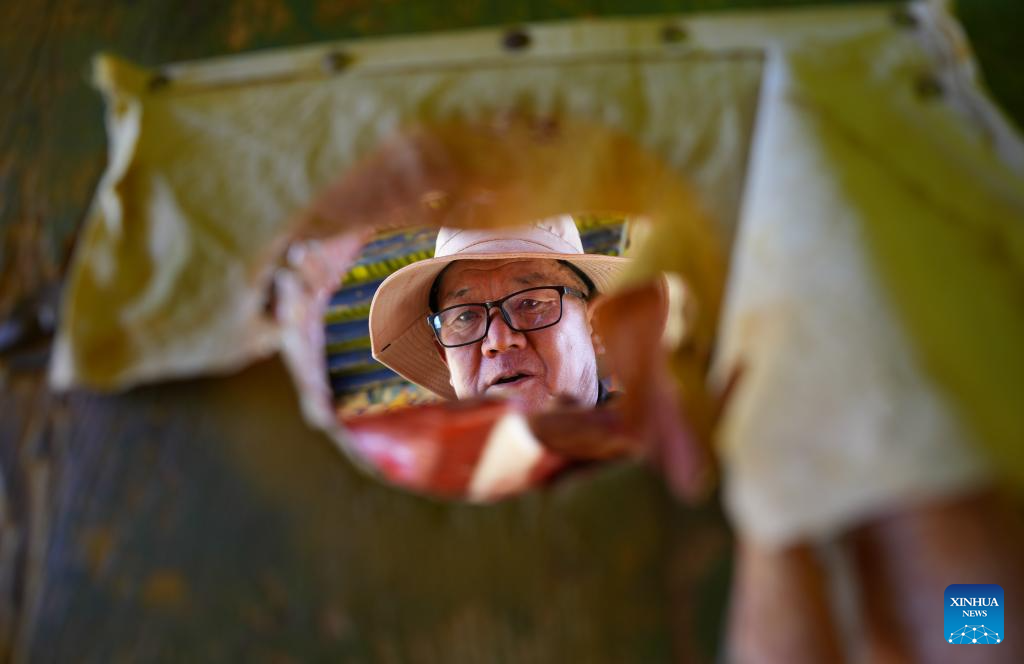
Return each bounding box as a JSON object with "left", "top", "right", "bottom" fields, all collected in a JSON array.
[{"left": 483, "top": 379, "right": 552, "bottom": 412}]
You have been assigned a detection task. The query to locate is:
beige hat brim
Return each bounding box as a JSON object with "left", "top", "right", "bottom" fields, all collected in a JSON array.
[{"left": 369, "top": 251, "right": 631, "bottom": 399}]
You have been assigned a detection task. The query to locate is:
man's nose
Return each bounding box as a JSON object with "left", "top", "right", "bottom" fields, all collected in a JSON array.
[{"left": 481, "top": 308, "right": 525, "bottom": 356}]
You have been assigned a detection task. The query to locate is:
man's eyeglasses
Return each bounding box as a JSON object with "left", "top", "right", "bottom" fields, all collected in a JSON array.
[{"left": 427, "top": 286, "right": 586, "bottom": 348}]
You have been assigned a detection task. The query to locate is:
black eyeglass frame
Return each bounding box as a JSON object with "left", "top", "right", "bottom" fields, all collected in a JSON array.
[{"left": 426, "top": 285, "right": 587, "bottom": 348}]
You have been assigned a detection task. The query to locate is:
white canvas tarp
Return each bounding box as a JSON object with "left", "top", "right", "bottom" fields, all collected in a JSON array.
[{"left": 51, "top": 2, "right": 1024, "bottom": 545}]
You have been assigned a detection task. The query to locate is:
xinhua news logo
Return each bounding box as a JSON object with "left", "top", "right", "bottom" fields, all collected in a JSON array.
[{"left": 945, "top": 584, "right": 1004, "bottom": 645}]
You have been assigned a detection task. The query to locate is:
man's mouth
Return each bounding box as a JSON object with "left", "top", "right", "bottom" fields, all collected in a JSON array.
[{"left": 489, "top": 373, "right": 530, "bottom": 388}]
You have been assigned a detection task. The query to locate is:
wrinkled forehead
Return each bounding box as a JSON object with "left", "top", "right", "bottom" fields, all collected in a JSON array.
[{"left": 437, "top": 258, "right": 579, "bottom": 305}]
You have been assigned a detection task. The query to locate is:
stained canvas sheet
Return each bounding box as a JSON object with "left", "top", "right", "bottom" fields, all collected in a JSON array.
[{"left": 51, "top": 3, "right": 1024, "bottom": 544}]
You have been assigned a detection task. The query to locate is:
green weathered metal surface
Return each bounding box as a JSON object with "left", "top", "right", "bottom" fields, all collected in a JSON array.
[{"left": 22, "top": 359, "right": 730, "bottom": 661}]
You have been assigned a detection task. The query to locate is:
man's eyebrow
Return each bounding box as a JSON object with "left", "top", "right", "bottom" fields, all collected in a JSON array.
[
  {"left": 442, "top": 287, "right": 471, "bottom": 303},
  {"left": 512, "top": 272, "right": 547, "bottom": 286},
  {"left": 441, "top": 271, "right": 559, "bottom": 305}
]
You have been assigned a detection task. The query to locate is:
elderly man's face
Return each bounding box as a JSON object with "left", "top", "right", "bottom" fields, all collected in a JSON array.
[{"left": 436, "top": 258, "right": 599, "bottom": 411}]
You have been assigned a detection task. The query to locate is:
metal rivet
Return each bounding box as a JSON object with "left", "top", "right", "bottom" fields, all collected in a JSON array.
[
  {"left": 661, "top": 24, "right": 688, "bottom": 44},
  {"left": 323, "top": 51, "right": 354, "bottom": 73},
  {"left": 148, "top": 72, "right": 171, "bottom": 92},
  {"left": 914, "top": 74, "right": 943, "bottom": 100},
  {"left": 891, "top": 7, "right": 919, "bottom": 29},
  {"left": 502, "top": 28, "right": 531, "bottom": 51}
]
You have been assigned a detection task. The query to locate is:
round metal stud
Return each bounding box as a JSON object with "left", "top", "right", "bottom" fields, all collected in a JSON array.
[
  {"left": 323, "top": 51, "right": 354, "bottom": 73},
  {"left": 661, "top": 23, "right": 688, "bottom": 44},
  {"left": 914, "top": 73, "right": 943, "bottom": 100},
  {"left": 891, "top": 7, "right": 919, "bottom": 29},
  {"left": 148, "top": 71, "right": 171, "bottom": 92},
  {"left": 502, "top": 28, "right": 531, "bottom": 51}
]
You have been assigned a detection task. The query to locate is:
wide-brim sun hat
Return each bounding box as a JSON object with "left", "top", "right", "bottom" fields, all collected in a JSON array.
[{"left": 368, "top": 215, "right": 630, "bottom": 399}]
